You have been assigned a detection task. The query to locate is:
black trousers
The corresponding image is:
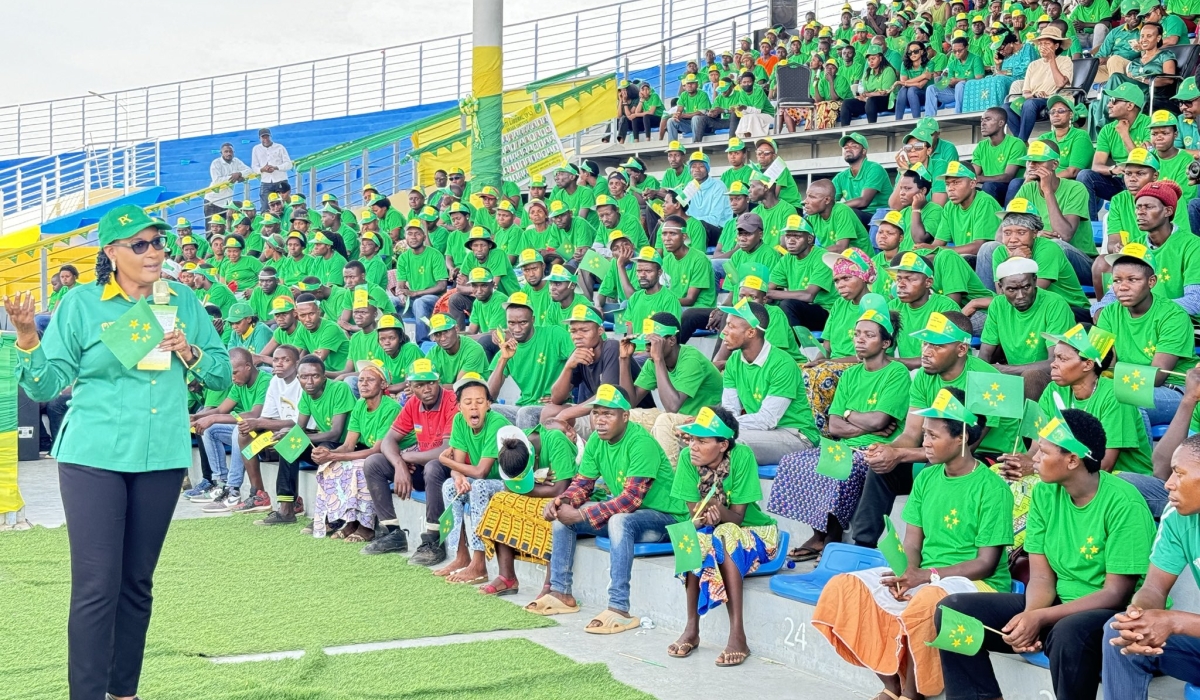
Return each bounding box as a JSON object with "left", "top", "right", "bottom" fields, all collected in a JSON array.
[
  {"left": 778, "top": 298, "right": 829, "bottom": 332},
  {"left": 679, "top": 306, "right": 715, "bottom": 345},
  {"left": 937, "top": 592, "right": 1122, "bottom": 700},
  {"left": 839, "top": 95, "right": 890, "bottom": 126},
  {"left": 700, "top": 220, "right": 722, "bottom": 249},
  {"left": 849, "top": 464, "right": 914, "bottom": 547},
  {"left": 364, "top": 453, "right": 450, "bottom": 526},
  {"left": 59, "top": 463, "right": 184, "bottom": 700},
  {"left": 448, "top": 293, "right": 474, "bottom": 328},
  {"left": 198, "top": 435, "right": 213, "bottom": 482},
  {"left": 258, "top": 180, "right": 290, "bottom": 212},
  {"left": 276, "top": 442, "right": 334, "bottom": 502}
]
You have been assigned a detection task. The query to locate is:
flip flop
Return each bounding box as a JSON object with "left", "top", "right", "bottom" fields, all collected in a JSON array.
[
  {"left": 432, "top": 567, "right": 464, "bottom": 578},
  {"left": 715, "top": 650, "right": 751, "bottom": 667},
  {"left": 447, "top": 571, "right": 489, "bottom": 585},
  {"left": 787, "top": 546, "right": 822, "bottom": 563},
  {"left": 667, "top": 641, "right": 698, "bottom": 658},
  {"left": 584, "top": 609, "right": 641, "bottom": 635},
  {"left": 345, "top": 532, "right": 370, "bottom": 543},
  {"left": 524, "top": 593, "right": 581, "bottom": 616}
]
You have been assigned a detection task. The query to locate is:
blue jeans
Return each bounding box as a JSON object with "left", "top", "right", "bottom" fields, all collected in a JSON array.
[
  {"left": 980, "top": 179, "right": 1023, "bottom": 208},
  {"left": 1188, "top": 198, "right": 1200, "bottom": 236},
  {"left": 666, "top": 115, "right": 720, "bottom": 142},
  {"left": 1115, "top": 473, "right": 1169, "bottom": 519},
  {"left": 924, "top": 83, "right": 965, "bottom": 115},
  {"left": 410, "top": 293, "right": 438, "bottom": 344},
  {"left": 1101, "top": 616, "right": 1200, "bottom": 698},
  {"left": 549, "top": 509, "right": 675, "bottom": 613},
  {"left": 201, "top": 423, "right": 243, "bottom": 489},
  {"left": 1078, "top": 168, "right": 1126, "bottom": 220},
  {"left": 343, "top": 375, "right": 360, "bottom": 399},
  {"left": 1005, "top": 97, "right": 1047, "bottom": 141},
  {"left": 894, "top": 86, "right": 924, "bottom": 120},
  {"left": 1141, "top": 385, "right": 1183, "bottom": 439},
  {"left": 35, "top": 313, "right": 51, "bottom": 335}
]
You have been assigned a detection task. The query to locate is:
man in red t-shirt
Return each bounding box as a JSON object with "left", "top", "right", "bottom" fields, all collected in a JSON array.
[{"left": 361, "top": 359, "right": 457, "bottom": 561}]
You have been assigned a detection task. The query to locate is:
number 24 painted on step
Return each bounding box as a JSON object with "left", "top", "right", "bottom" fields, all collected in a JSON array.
[{"left": 782, "top": 617, "right": 807, "bottom": 650}]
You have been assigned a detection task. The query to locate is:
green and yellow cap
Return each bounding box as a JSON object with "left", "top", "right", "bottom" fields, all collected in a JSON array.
[
  {"left": 504, "top": 291, "right": 534, "bottom": 310},
  {"left": 286, "top": 230, "right": 306, "bottom": 243},
  {"left": 405, "top": 358, "right": 440, "bottom": 382},
  {"left": 224, "top": 235, "right": 243, "bottom": 249},
  {"left": 267, "top": 192, "right": 283, "bottom": 203},
  {"left": 467, "top": 267, "right": 493, "bottom": 284},
  {"left": 549, "top": 199, "right": 571, "bottom": 217},
  {"left": 914, "top": 388, "right": 977, "bottom": 423},
  {"left": 839, "top": 132, "right": 868, "bottom": 149},
  {"left": 496, "top": 200, "right": 517, "bottom": 213},
  {"left": 1121, "top": 147, "right": 1160, "bottom": 170},
  {"left": 270, "top": 295, "right": 297, "bottom": 314},
  {"left": 782, "top": 213, "right": 815, "bottom": 235},
  {"left": 593, "top": 383, "right": 632, "bottom": 410},
  {"left": 261, "top": 213, "right": 280, "bottom": 225},
  {"left": 1038, "top": 402, "right": 1091, "bottom": 458},
  {"left": 1176, "top": 76, "right": 1200, "bottom": 101},
  {"left": 1104, "top": 82, "right": 1147, "bottom": 108},
  {"left": 689, "top": 150, "right": 710, "bottom": 165},
  {"left": 1150, "top": 109, "right": 1179, "bottom": 128},
  {"left": 311, "top": 231, "right": 332, "bottom": 246},
  {"left": 446, "top": 202, "right": 471, "bottom": 216},
  {"left": 360, "top": 230, "right": 381, "bottom": 244},
  {"left": 998, "top": 197, "right": 1041, "bottom": 217},
  {"left": 877, "top": 209, "right": 907, "bottom": 233},
  {"left": 427, "top": 314, "right": 457, "bottom": 334},
  {"left": 405, "top": 218, "right": 425, "bottom": 231},
  {"left": 320, "top": 203, "right": 341, "bottom": 215},
  {"left": 858, "top": 306, "right": 895, "bottom": 335},
  {"left": 529, "top": 174, "right": 547, "bottom": 187},
  {"left": 358, "top": 209, "right": 378, "bottom": 224},
  {"left": 545, "top": 264, "right": 578, "bottom": 283},
  {"left": 1104, "top": 241, "right": 1157, "bottom": 269},
  {"left": 889, "top": 250, "right": 933, "bottom": 277},
  {"left": 464, "top": 226, "right": 495, "bottom": 248},
  {"left": 725, "top": 137, "right": 747, "bottom": 152},
  {"left": 453, "top": 371, "right": 489, "bottom": 392},
  {"left": 518, "top": 248, "right": 543, "bottom": 267},
  {"left": 665, "top": 140, "right": 686, "bottom": 153},
  {"left": 566, "top": 304, "right": 605, "bottom": 326},
  {"left": 179, "top": 235, "right": 197, "bottom": 248},
  {"left": 682, "top": 73, "right": 700, "bottom": 84},
  {"left": 209, "top": 214, "right": 227, "bottom": 226},
  {"left": 351, "top": 285, "right": 371, "bottom": 309},
  {"left": 910, "top": 311, "right": 971, "bottom": 345},
  {"left": 479, "top": 185, "right": 500, "bottom": 198},
  {"left": 678, "top": 407, "right": 736, "bottom": 439},
  {"left": 1041, "top": 323, "right": 1115, "bottom": 363},
  {"left": 608, "top": 229, "right": 632, "bottom": 244},
  {"left": 717, "top": 296, "right": 762, "bottom": 329},
  {"left": 593, "top": 194, "right": 618, "bottom": 209},
  {"left": 294, "top": 279, "right": 322, "bottom": 292},
  {"left": 1021, "top": 139, "right": 1059, "bottom": 162},
  {"left": 938, "top": 161, "right": 976, "bottom": 180},
  {"left": 240, "top": 200, "right": 255, "bottom": 210},
  {"left": 97, "top": 205, "right": 170, "bottom": 246},
  {"left": 413, "top": 205, "right": 437, "bottom": 222},
  {"left": 635, "top": 246, "right": 663, "bottom": 266},
  {"left": 727, "top": 181, "right": 750, "bottom": 196},
  {"left": 355, "top": 359, "right": 392, "bottom": 384},
  {"left": 226, "top": 302, "right": 254, "bottom": 323},
  {"left": 377, "top": 314, "right": 401, "bottom": 330},
  {"left": 738, "top": 262, "right": 771, "bottom": 292}
]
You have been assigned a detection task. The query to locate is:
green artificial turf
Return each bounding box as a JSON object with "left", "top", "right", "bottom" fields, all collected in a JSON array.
[{"left": 0, "top": 516, "right": 555, "bottom": 697}]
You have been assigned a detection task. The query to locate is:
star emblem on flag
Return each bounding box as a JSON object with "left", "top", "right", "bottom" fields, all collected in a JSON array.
[{"left": 676, "top": 534, "right": 696, "bottom": 555}]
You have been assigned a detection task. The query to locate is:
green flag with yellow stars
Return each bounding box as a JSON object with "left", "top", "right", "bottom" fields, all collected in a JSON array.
[
  {"left": 965, "top": 372, "right": 1024, "bottom": 419},
  {"left": 438, "top": 505, "right": 455, "bottom": 544},
  {"left": 816, "top": 437, "right": 853, "bottom": 480},
  {"left": 1113, "top": 362, "right": 1156, "bottom": 408},
  {"left": 580, "top": 249, "right": 611, "bottom": 279},
  {"left": 274, "top": 424, "right": 312, "bottom": 462},
  {"left": 927, "top": 606, "right": 985, "bottom": 655},
  {"left": 793, "top": 326, "right": 822, "bottom": 350},
  {"left": 99, "top": 298, "right": 166, "bottom": 369},
  {"left": 1020, "top": 399, "right": 1048, "bottom": 440},
  {"left": 879, "top": 515, "right": 908, "bottom": 576},
  {"left": 667, "top": 519, "right": 705, "bottom": 574}
]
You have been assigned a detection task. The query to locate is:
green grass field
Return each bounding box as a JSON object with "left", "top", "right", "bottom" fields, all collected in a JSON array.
[{"left": 0, "top": 517, "right": 649, "bottom": 700}]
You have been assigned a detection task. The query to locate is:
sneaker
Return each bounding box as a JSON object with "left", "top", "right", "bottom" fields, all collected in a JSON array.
[
  {"left": 409, "top": 531, "right": 446, "bottom": 566},
  {"left": 255, "top": 510, "right": 297, "bottom": 526},
  {"left": 231, "top": 489, "right": 271, "bottom": 513},
  {"left": 191, "top": 484, "right": 227, "bottom": 503},
  {"left": 361, "top": 528, "right": 409, "bottom": 555},
  {"left": 201, "top": 488, "right": 240, "bottom": 513},
  {"left": 183, "top": 478, "right": 212, "bottom": 499}
]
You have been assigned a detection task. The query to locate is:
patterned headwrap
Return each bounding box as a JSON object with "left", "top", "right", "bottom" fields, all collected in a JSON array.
[{"left": 833, "top": 252, "right": 877, "bottom": 284}]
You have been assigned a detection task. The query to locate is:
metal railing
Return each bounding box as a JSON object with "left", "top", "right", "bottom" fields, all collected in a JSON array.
[
  {"left": 0, "top": 0, "right": 765, "bottom": 159},
  {"left": 0, "top": 140, "right": 160, "bottom": 234}
]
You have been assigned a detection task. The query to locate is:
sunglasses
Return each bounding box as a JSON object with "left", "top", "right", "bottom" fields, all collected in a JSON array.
[
  {"left": 908, "top": 49, "right": 924, "bottom": 54},
  {"left": 111, "top": 236, "right": 167, "bottom": 255}
]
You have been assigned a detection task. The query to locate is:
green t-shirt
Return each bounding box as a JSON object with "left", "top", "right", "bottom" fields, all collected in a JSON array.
[
  {"left": 827, "top": 360, "right": 911, "bottom": 447},
  {"left": 624, "top": 288, "right": 683, "bottom": 333},
  {"left": 347, "top": 329, "right": 380, "bottom": 365},
  {"left": 672, "top": 443, "right": 774, "bottom": 527},
  {"left": 935, "top": 192, "right": 1002, "bottom": 246},
  {"left": 661, "top": 246, "right": 717, "bottom": 308},
  {"left": 465, "top": 248, "right": 519, "bottom": 295},
  {"left": 823, "top": 295, "right": 862, "bottom": 358},
  {"left": 469, "top": 291, "right": 509, "bottom": 333},
  {"left": 897, "top": 203, "right": 944, "bottom": 253},
  {"left": 299, "top": 379, "right": 357, "bottom": 442},
  {"left": 376, "top": 343, "right": 424, "bottom": 389},
  {"left": 309, "top": 252, "right": 349, "bottom": 287},
  {"left": 721, "top": 164, "right": 757, "bottom": 190},
  {"left": 1039, "top": 379, "right": 1153, "bottom": 475},
  {"left": 1124, "top": 225, "right": 1200, "bottom": 305},
  {"left": 1024, "top": 472, "right": 1155, "bottom": 602},
  {"left": 980, "top": 289, "right": 1075, "bottom": 365},
  {"left": 535, "top": 427, "right": 580, "bottom": 483},
  {"left": 992, "top": 238, "right": 1090, "bottom": 309},
  {"left": 396, "top": 246, "right": 447, "bottom": 293},
  {"left": 723, "top": 344, "right": 818, "bottom": 443},
  {"left": 218, "top": 255, "right": 263, "bottom": 292},
  {"left": 676, "top": 90, "right": 713, "bottom": 114},
  {"left": 272, "top": 323, "right": 310, "bottom": 353},
  {"left": 930, "top": 248, "right": 992, "bottom": 303},
  {"left": 426, "top": 336, "right": 489, "bottom": 382},
  {"left": 275, "top": 255, "right": 314, "bottom": 287},
  {"left": 943, "top": 51, "right": 986, "bottom": 84},
  {"left": 348, "top": 396, "right": 403, "bottom": 448},
  {"left": 578, "top": 422, "right": 687, "bottom": 518},
  {"left": 1014, "top": 179, "right": 1093, "bottom": 254},
  {"left": 831, "top": 160, "right": 892, "bottom": 215},
  {"left": 449, "top": 410, "right": 512, "bottom": 478},
  {"left": 1097, "top": 295, "right": 1199, "bottom": 385},
  {"left": 909, "top": 355, "right": 1022, "bottom": 456},
  {"left": 756, "top": 200, "right": 799, "bottom": 249},
  {"left": 306, "top": 319, "right": 350, "bottom": 372},
  {"left": 902, "top": 462, "right": 1014, "bottom": 592},
  {"left": 488, "top": 325, "right": 575, "bottom": 406},
  {"left": 1096, "top": 113, "right": 1152, "bottom": 163},
  {"left": 318, "top": 286, "right": 350, "bottom": 323},
  {"left": 807, "top": 203, "right": 872, "bottom": 252},
  {"left": 723, "top": 244, "right": 783, "bottom": 292},
  {"left": 541, "top": 293, "right": 592, "bottom": 328},
  {"left": 198, "top": 283, "right": 237, "bottom": 316},
  {"left": 972, "top": 135, "right": 1026, "bottom": 179},
  {"left": 227, "top": 370, "right": 272, "bottom": 413},
  {"left": 770, "top": 249, "right": 837, "bottom": 309},
  {"left": 1158, "top": 151, "right": 1199, "bottom": 205},
  {"left": 634, "top": 344, "right": 724, "bottom": 416},
  {"left": 546, "top": 219, "right": 597, "bottom": 261},
  {"left": 1037, "top": 128, "right": 1096, "bottom": 174},
  {"left": 888, "top": 293, "right": 962, "bottom": 358},
  {"left": 1151, "top": 506, "right": 1200, "bottom": 588},
  {"left": 248, "top": 286, "right": 287, "bottom": 322},
  {"left": 228, "top": 322, "right": 274, "bottom": 354}
]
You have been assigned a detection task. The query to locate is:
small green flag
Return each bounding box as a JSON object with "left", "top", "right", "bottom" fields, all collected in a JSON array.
[
  {"left": 816, "top": 437, "right": 853, "bottom": 480},
  {"left": 1113, "top": 361, "right": 1157, "bottom": 408},
  {"left": 666, "top": 519, "right": 705, "bottom": 574},
  {"left": 580, "top": 249, "right": 611, "bottom": 278},
  {"left": 793, "top": 326, "right": 822, "bottom": 350},
  {"left": 99, "top": 298, "right": 166, "bottom": 369},
  {"left": 438, "top": 505, "right": 455, "bottom": 544},
  {"left": 927, "top": 606, "right": 986, "bottom": 655},
  {"left": 274, "top": 424, "right": 311, "bottom": 462},
  {"left": 879, "top": 515, "right": 908, "bottom": 576},
  {"left": 1020, "top": 399, "right": 1047, "bottom": 440},
  {"left": 965, "top": 372, "right": 1024, "bottom": 419}
]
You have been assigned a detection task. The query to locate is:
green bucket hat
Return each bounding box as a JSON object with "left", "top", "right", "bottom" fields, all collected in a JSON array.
[
  {"left": 678, "top": 407, "right": 736, "bottom": 439},
  {"left": 1041, "top": 323, "right": 1115, "bottom": 363},
  {"left": 717, "top": 297, "right": 762, "bottom": 329},
  {"left": 914, "top": 388, "right": 977, "bottom": 423},
  {"left": 226, "top": 302, "right": 254, "bottom": 323},
  {"left": 593, "top": 384, "right": 632, "bottom": 410},
  {"left": 98, "top": 205, "right": 170, "bottom": 246},
  {"left": 910, "top": 311, "right": 972, "bottom": 345},
  {"left": 889, "top": 251, "right": 934, "bottom": 277},
  {"left": 1104, "top": 82, "right": 1147, "bottom": 108},
  {"left": 464, "top": 226, "right": 496, "bottom": 249}
]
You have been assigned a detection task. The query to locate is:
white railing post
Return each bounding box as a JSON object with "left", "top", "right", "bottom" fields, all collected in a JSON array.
[
  {"left": 15, "top": 105, "right": 20, "bottom": 154},
  {"left": 144, "top": 87, "right": 150, "bottom": 139},
  {"left": 176, "top": 84, "right": 181, "bottom": 139},
  {"left": 311, "top": 64, "right": 317, "bottom": 121},
  {"left": 277, "top": 68, "right": 282, "bottom": 123},
  {"left": 154, "top": 139, "right": 160, "bottom": 186},
  {"left": 574, "top": 16, "right": 580, "bottom": 68},
  {"left": 48, "top": 103, "right": 54, "bottom": 154},
  {"left": 534, "top": 24, "right": 540, "bottom": 81},
  {"left": 346, "top": 56, "right": 352, "bottom": 116},
  {"left": 309, "top": 167, "right": 317, "bottom": 201},
  {"left": 210, "top": 79, "right": 215, "bottom": 134},
  {"left": 381, "top": 50, "right": 387, "bottom": 111},
  {"left": 456, "top": 38, "right": 463, "bottom": 98},
  {"left": 81, "top": 98, "right": 87, "bottom": 145},
  {"left": 243, "top": 75, "right": 249, "bottom": 130},
  {"left": 82, "top": 159, "right": 89, "bottom": 207},
  {"left": 418, "top": 44, "right": 424, "bottom": 104}
]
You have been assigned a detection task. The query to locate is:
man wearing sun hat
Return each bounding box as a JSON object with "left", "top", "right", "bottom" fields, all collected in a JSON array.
[
  {"left": 1006, "top": 139, "right": 1096, "bottom": 286},
  {"left": 667, "top": 73, "right": 717, "bottom": 143},
  {"left": 1079, "top": 81, "right": 1152, "bottom": 219}
]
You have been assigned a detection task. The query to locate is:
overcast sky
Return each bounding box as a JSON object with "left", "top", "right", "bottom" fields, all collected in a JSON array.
[{"left": 2, "top": 0, "right": 598, "bottom": 104}]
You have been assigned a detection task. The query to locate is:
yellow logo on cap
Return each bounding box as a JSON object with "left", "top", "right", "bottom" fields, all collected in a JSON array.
[
  {"left": 931, "top": 388, "right": 954, "bottom": 412},
  {"left": 1028, "top": 140, "right": 1048, "bottom": 156},
  {"left": 729, "top": 137, "right": 742, "bottom": 148},
  {"left": 1121, "top": 242, "right": 1150, "bottom": 260},
  {"left": 550, "top": 264, "right": 570, "bottom": 277},
  {"left": 118, "top": 214, "right": 133, "bottom": 225},
  {"left": 946, "top": 162, "right": 967, "bottom": 176},
  {"left": 785, "top": 214, "right": 804, "bottom": 229},
  {"left": 508, "top": 291, "right": 530, "bottom": 305},
  {"left": 568, "top": 304, "right": 591, "bottom": 321},
  {"left": 468, "top": 267, "right": 490, "bottom": 283},
  {"left": 900, "top": 252, "right": 921, "bottom": 267},
  {"left": 406, "top": 219, "right": 422, "bottom": 228},
  {"left": 597, "top": 384, "right": 618, "bottom": 402},
  {"left": 272, "top": 297, "right": 289, "bottom": 310},
  {"left": 1153, "top": 109, "right": 1173, "bottom": 122},
  {"left": 743, "top": 274, "right": 765, "bottom": 290},
  {"left": 926, "top": 312, "right": 950, "bottom": 333},
  {"left": 694, "top": 406, "right": 718, "bottom": 428},
  {"left": 1008, "top": 198, "right": 1032, "bottom": 213},
  {"left": 352, "top": 288, "right": 369, "bottom": 308},
  {"left": 461, "top": 372, "right": 484, "bottom": 381},
  {"left": 883, "top": 210, "right": 904, "bottom": 226},
  {"left": 642, "top": 318, "right": 656, "bottom": 334},
  {"left": 1128, "top": 148, "right": 1152, "bottom": 163},
  {"left": 519, "top": 249, "right": 540, "bottom": 265},
  {"left": 668, "top": 140, "right": 682, "bottom": 150},
  {"left": 469, "top": 226, "right": 487, "bottom": 238},
  {"left": 728, "top": 182, "right": 747, "bottom": 194},
  {"left": 411, "top": 358, "right": 434, "bottom": 373},
  {"left": 549, "top": 200, "right": 566, "bottom": 214},
  {"left": 861, "top": 308, "right": 884, "bottom": 323}
]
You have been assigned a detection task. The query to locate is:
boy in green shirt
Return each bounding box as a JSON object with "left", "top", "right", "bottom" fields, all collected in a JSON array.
[
  {"left": 395, "top": 221, "right": 449, "bottom": 344},
  {"left": 427, "top": 314, "right": 490, "bottom": 385},
  {"left": 971, "top": 107, "right": 1026, "bottom": 204},
  {"left": 486, "top": 294, "right": 575, "bottom": 427},
  {"left": 768, "top": 214, "right": 836, "bottom": 331}
]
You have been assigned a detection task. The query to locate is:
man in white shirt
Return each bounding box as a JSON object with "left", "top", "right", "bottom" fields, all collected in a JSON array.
[
  {"left": 205, "top": 143, "right": 252, "bottom": 218},
  {"left": 251, "top": 127, "right": 294, "bottom": 211},
  {"left": 234, "top": 344, "right": 305, "bottom": 515}
]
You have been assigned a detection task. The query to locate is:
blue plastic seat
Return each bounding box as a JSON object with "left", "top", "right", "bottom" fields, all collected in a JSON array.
[
  {"left": 758, "top": 464, "right": 778, "bottom": 479},
  {"left": 419, "top": 340, "right": 435, "bottom": 355},
  {"left": 748, "top": 530, "right": 790, "bottom": 577},
  {"left": 693, "top": 329, "right": 715, "bottom": 337},
  {"left": 298, "top": 460, "right": 317, "bottom": 471},
  {"left": 970, "top": 336, "right": 981, "bottom": 349},
  {"left": 412, "top": 490, "right": 426, "bottom": 503},
  {"left": 812, "top": 330, "right": 822, "bottom": 340},
  {"left": 1185, "top": 683, "right": 1200, "bottom": 700},
  {"left": 1151, "top": 424, "right": 1169, "bottom": 439},
  {"left": 1022, "top": 651, "right": 1050, "bottom": 668},
  {"left": 603, "top": 321, "right": 615, "bottom": 332},
  {"left": 1081, "top": 285, "right": 1095, "bottom": 297},
  {"left": 595, "top": 535, "right": 672, "bottom": 556},
  {"left": 1092, "top": 221, "right": 1105, "bottom": 246},
  {"left": 769, "top": 542, "right": 888, "bottom": 605}
]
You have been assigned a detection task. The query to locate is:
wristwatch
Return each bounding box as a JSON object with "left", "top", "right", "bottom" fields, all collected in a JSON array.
[
  {"left": 929, "top": 568, "right": 941, "bottom": 584},
  {"left": 843, "top": 409, "right": 853, "bottom": 420}
]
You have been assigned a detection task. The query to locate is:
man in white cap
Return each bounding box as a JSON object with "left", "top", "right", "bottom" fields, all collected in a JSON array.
[{"left": 975, "top": 257, "right": 1075, "bottom": 398}]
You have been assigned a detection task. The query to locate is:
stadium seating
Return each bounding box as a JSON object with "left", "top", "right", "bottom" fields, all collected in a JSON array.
[{"left": 769, "top": 542, "right": 888, "bottom": 605}]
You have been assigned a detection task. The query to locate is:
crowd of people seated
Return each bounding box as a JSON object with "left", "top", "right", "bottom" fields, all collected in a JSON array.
[{"left": 24, "top": 0, "right": 1200, "bottom": 689}]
